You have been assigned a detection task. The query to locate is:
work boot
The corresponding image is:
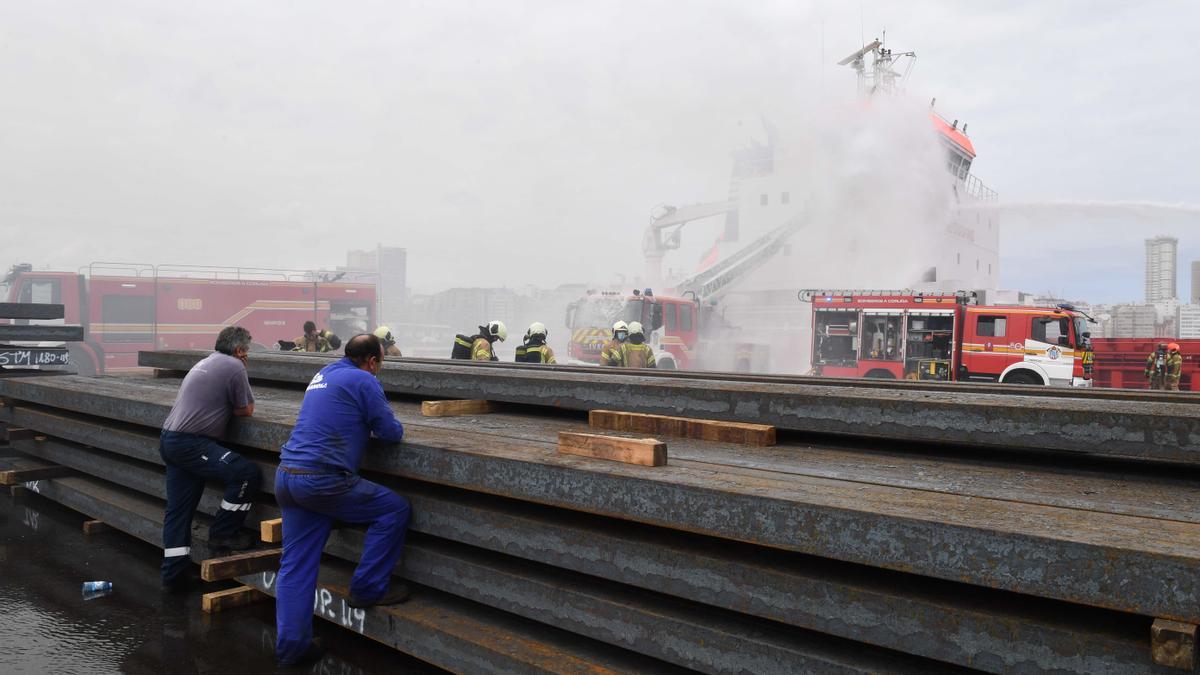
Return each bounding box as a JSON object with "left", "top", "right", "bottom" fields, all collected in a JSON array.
[
  {"left": 279, "top": 637, "right": 326, "bottom": 668},
  {"left": 162, "top": 571, "right": 202, "bottom": 595},
  {"left": 348, "top": 583, "right": 411, "bottom": 608},
  {"left": 207, "top": 530, "right": 257, "bottom": 553}
]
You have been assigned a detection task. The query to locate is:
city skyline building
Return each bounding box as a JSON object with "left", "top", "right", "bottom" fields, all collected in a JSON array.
[{"left": 1145, "top": 235, "right": 1178, "bottom": 303}]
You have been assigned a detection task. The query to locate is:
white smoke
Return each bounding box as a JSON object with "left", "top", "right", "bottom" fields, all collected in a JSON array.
[{"left": 731, "top": 94, "right": 955, "bottom": 291}]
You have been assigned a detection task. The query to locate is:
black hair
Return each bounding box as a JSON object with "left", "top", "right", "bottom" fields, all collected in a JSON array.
[
  {"left": 304, "top": 320, "right": 317, "bottom": 333},
  {"left": 214, "top": 326, "right": 252, "bottom": 355},
  {"left": 345, "top": 333, "right": 383, "bottom": 365}
]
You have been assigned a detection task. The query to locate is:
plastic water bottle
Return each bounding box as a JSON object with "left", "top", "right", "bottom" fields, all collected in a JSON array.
[{"left": 81, "top": 581, "right": 112, "bottom": 594}]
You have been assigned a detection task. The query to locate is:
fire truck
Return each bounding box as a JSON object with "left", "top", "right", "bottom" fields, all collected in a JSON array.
[
  {"left": 565, "top": 219, "right": 801, "bottom": 370},
  {"left": 802, "top": 290, "right": 1094, "bottom": 386},
  {"left": 2, "top": 263, "right": 376, "bottom": 375}
]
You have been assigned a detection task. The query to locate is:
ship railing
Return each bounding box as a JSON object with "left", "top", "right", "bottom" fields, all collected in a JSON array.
[{"left": 963, "top": 174, "right": 998, "bottom": 202}]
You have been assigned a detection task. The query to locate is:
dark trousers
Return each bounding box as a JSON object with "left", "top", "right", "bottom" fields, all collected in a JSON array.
[
  {"left": 159, "top": 430, "right": 261, "bottom": 584},
  {"left": 274, "top": 469, "right": 410, "bottom": 665}
]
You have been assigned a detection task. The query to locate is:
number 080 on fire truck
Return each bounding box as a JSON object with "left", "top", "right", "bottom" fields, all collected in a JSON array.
[{"left": 802, "top": 290, "right": 1094, "bottom": 387}]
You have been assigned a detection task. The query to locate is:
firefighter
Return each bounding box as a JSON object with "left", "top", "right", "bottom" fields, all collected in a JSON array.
[
  {"left": 293, "top": 321, "right": 331, "bottom": 353},
  {"left": 321, "top": 329, "right": 342, "bottom": 351},
  {"left": 600, "top": 321, "right": 628, "bottom": 367},
  {"left": 373, "top": 326, "right": 402, "bottom": 357},
  {"left": 473, "top": 321, "right": 506, "bottom": 361},
  {"left": 515, "top": 322, "right": 556, "bottom": 364},
  {"left": 1166, "top": 343, "right": 1184, "bottom": 391},
  {"left": 621, "top": 321, "right": 656, "bottom": 368},
  {"left": 1146, "top": 342, "right": 1169, "bottom": 390}
]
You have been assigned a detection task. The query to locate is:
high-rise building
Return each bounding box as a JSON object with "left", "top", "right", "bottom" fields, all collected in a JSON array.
[
  {"left": 1192, "top": 261, "right": 1200, "bottom": 304},
  {"left": 345, "top": 245, "right": 407, "bottom": 327},
  {"left": 1179, "top": 304, "right": 1200, "bottom": 339},
  {"left": 1145, "top": 236, "right": 1178, "bottom": 303}
]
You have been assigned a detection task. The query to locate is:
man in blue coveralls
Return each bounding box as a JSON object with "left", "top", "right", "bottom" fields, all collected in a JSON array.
[{"left": 274, "top": 333, "right": 410, "bottom": 666}]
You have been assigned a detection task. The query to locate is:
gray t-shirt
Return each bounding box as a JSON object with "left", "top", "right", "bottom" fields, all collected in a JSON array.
[{"left": 162, "top": 352, "right": 254, "bottom": 438}]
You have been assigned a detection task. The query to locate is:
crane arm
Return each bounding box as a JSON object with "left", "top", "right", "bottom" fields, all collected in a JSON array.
[{"left": 674, "top": 216, "right": 805, "bottom": 303}]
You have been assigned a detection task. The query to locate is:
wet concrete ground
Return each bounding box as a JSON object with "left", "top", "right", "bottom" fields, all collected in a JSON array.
[{"left": 0, "top": 489, "right": 439, "bottom": 674}]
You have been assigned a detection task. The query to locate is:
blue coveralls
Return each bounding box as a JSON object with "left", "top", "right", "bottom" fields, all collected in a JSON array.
[{"left": 274, "top": 358, "right": 408, "bottom": 665}]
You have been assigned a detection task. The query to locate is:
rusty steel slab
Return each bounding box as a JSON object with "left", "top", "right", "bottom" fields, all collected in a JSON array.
[
  {"left": 144, "top": 348, "right": 1200, "bottom": 404},
  {"left": 139, "top": 349, "right": 1200, "bottom": 464},
  {"left": 8, "top": 414, "right": 1177, "bottom": 673},
  {"left": 328, "top": 532, "right": 950, "bottom": 674},
  {"left": 21, "top": 474, "right": 687, "bottom": 675},
  {"left": 13, "top": 379, "right": 1200, "bottom": 529},
  {"left": 2, "top": 376, "right": 1199, "bottom": 622}
]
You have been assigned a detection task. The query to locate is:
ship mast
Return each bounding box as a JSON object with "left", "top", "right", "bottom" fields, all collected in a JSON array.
[{"left": 837, "top": 33, "right": 916, "bottom": 98}]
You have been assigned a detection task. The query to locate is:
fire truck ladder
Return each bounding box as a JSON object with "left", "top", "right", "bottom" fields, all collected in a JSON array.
[
  {"left": 676, "top": 216, "right": 805, "bottom": 303},
  {"left": 797, "top": 289, "right": 976, "bottom": 303}
]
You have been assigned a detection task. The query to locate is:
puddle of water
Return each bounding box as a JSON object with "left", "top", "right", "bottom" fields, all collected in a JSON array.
[{"left": 0, "top": 492, "right": 440, "bottom": 674}]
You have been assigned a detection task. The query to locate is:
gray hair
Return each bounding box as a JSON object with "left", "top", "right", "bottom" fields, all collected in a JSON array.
[{"left": 215, "top": 326, "right": 253, "bottom": 355}]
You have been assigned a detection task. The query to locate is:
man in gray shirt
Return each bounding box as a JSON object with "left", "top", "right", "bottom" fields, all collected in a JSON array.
[{"left": 160, "top": 325, "right": 261, "bottom": 592}]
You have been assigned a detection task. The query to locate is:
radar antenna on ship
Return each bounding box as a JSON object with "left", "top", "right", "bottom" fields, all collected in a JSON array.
[{"left": 837, "top": 32, "right": 916, "bottom": 98}]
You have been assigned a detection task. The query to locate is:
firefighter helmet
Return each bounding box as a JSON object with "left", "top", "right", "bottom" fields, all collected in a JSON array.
[
  {"left": 486, "top": 320, "right": 507, "bottom": 342},
  {"left": 1169, "top": 343, "right": 1181, "bottom": 352},
  {"left": 526, "top": 322, "right": 548, "bottom": 340},
  {"left": 628, "top": 321, "right": 645, "bottom": 337},
  {"left": 612, "top": 320, "right": 628, "bottom": 333},
  {"left": 373, "top": 326, "right": 394, "bottom": 343}
]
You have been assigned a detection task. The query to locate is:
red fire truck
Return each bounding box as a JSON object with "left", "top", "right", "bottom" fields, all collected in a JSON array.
[
  {"left": 3, "top": 263, "right": 376, "bottom": 375},
  {"left": 803, "top": 290, "right": 1095, "bottom": 386}
]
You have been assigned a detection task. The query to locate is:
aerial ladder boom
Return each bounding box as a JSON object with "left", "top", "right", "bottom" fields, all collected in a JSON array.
[
  {"left": 642, "top": 201, "right": 735, "bottom": 288},
  {"left": 674, "top": 215, "right": 805, "bottom": 303}
]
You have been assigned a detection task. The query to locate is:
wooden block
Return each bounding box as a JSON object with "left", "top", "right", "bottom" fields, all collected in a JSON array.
[
  {"left": 421, "top": 399, "right": 495, "bottom": 417},
  {"left": 3, "top": 427, "right": 37, "bottom": 442},
  {"left": 589, "top": 410, "right": 776, "bottom": 446},
  {"left": 201, "top": 585, "right": 268, "bottom": 614},
  {"left": 153, "top": 368, "right": 187, "bottom": 379},
  {"left": 1152, "top": 618, "right": 1197, "bottom": 670},
  {"left": 557, "top": 431, "right": 667, "bottom": 467},
  {"left": 82, "top": 520, "right": 109, "bottom": 535},
  {"left": 200, "top": 548, "right": 282, "bottom": 582},
  {"left": 260, "top": 518, "right": 282, "bottom": 543},
  {"left": 0, "top": 465, "right": 72, "bottom": 486}
]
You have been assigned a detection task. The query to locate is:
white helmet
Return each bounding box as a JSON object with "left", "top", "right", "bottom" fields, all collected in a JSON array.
[
  {"left": 373, "top": 326, "right": 394, "bottom": 343},
  {"left": 526, "top": 321, "right": 548, "bottom": 340},
  {"left": 486, "top": 320, "right": 508, "bottom": 342},
  {"left": 628, "top": 321, "right": 644, "bottom": 337},
  {"left": 612, "top": 320, "right": 628, "bottom": 333}
]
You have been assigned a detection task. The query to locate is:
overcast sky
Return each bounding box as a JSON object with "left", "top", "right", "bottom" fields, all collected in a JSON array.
[{"left": 1, "top": 1, "right": 1196, "bottom": 303}]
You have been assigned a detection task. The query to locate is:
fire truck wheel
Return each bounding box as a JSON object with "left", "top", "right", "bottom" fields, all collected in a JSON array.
[
  {"left": 1002, "top": 370, "right": 1042, "bottom": 386},
  {"left": 67, "top": 346, "right": 96, "bottom": 377},
  {"left": 864, "top": 369, "right": 896, "bottom": 379}
]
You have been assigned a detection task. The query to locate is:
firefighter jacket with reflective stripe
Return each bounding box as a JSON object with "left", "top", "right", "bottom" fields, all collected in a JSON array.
[
  {"left": 515, "top": 344, "right": 556, "bottom": 364},
  {"left": 1167, "top": 352, "right": 1184, "bottom": 382},
  {"left": 600, "top": 339, "right": 625, "bottom": 367},
  {"left": 293, "top": 334, "right": 332, "bottom": 353},
  {"left": 472, "top": 337, "right": 497, "bottom": 361},
  {"left": 621, "top": 342, "right": 656, "bottom": 368}
]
